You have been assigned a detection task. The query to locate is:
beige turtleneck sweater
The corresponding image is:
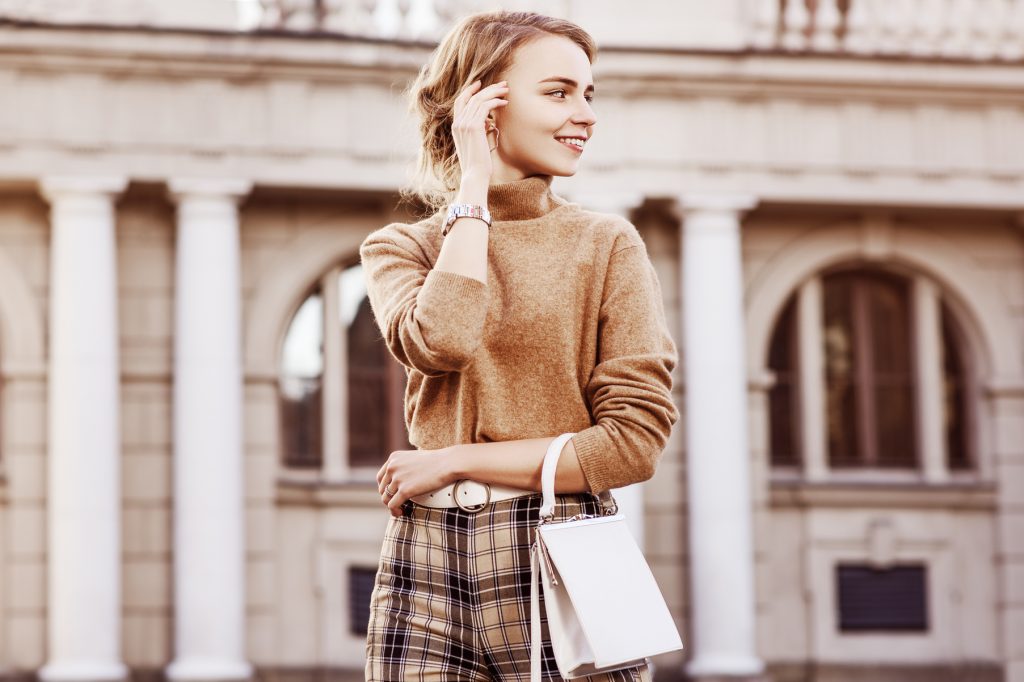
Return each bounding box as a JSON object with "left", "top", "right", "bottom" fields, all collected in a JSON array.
[{"left": 358, "top": 174, "right": 679, "bottom": 493}]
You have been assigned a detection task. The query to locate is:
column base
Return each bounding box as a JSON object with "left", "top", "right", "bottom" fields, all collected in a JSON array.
[
  {"left": 685, "top": 656, "right": 768, "bottom": 681},
  {"left": 165, "top": 660, "right": 251, "bottom": 682},
  {"left": 38, "top": 660, "right": 127, "bottom": 682},
  {"left": 684, "top": 671, "right": 770, "bottom": 675}
]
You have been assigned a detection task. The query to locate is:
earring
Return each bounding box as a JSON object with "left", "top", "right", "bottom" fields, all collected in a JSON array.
[{"left": 488, "top": 126, "right": 500, "bottom": 152}]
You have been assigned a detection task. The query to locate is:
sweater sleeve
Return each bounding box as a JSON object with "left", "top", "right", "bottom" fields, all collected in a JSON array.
[
  {"left": 570, "top": 243, "right": 680, "bottom": 492},
  {"left": 358, "top": 228, "right": 489, "bottom": 376}
]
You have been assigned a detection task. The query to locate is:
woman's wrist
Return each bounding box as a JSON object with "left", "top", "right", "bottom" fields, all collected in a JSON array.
[
  {"left": 457, "top": 174, "right": 489, "bottom": 206},
  {"left": 439, "top": 445, "right": 467, "bottom": 484}
]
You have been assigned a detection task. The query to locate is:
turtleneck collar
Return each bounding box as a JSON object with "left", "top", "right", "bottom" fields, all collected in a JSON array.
[{"left": 486, "top": 174, "right": 564, "bottom": 222}]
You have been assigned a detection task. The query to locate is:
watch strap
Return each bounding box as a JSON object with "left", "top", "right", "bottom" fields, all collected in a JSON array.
[{"left": 443, "top": 203, "right": 492, "bottom": 236}]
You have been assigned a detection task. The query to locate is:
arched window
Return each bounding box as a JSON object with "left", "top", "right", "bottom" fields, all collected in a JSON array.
[
  {"left": 768, "top": 265, "right": 974, "bottom": 476},
  {"left": 279, "top": 261, "right": 411, "bottom": 478}
]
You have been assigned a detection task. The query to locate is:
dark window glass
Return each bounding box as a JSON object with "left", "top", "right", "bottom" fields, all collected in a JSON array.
[
  {"left": 348, "top": 296, "right": 411, "bottom": 467},
  {"left": 824, "top": 270, "right": 915, "bottom": 468},
  {"left": 941, "top": 305, "right": 970, "bottom": 470},
  {"left": 836, "top": 563, "right": 928, "bottom": 632},
  {"left": 768, "top": 297, "right": 800, "bottom": 466},
  {"left": 865, "top": 274, "right": 915, "bottom": 466},
  {"left": 279, "top": 376, "right": 323, "bottom": 469},
  {"left": 823, "top": 275, "right": 859, "bottom": 465},
  {"left": 348, "top": 566, "right": 378, "bottom": 636},
  {"left": 280, "top": 291, "right": 324, "bottom": 469}
]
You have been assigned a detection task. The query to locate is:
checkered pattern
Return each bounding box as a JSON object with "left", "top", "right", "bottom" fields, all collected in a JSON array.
[{"left": 365, "top": 492, "right": 653, "bottom": 681}]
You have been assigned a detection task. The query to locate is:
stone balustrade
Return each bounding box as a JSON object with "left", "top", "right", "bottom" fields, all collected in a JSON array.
[
  {"left": 3, "top": 0, "right": 1021, "bottom": 60},
  {"left": 748, "top": 0, "right": 1024, "bottom": 61}
]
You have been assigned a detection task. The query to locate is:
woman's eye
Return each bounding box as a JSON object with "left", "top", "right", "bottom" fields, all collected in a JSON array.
[{"left": 549, "top": 89, "right": 594, "bottom": 103}]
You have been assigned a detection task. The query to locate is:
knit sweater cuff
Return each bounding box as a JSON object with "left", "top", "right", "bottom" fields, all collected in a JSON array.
[
  {"left": 422, "top": 268, "right": 487, "bottom": 297},
  {"left": 416, "top": 268, "right": 488, "bottom": 367},
  {"left": 571, "top": 428, "right": 612, "bottom": 494}
]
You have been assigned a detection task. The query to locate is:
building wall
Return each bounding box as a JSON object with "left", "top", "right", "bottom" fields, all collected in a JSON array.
[
  {"left": 0, "top": 11, "right": 1023, "bottom": 682},
  {"left": 0, "top": 194, "right": 49, "bottom": 670},
  {"left": 743, "top": 211, "right": 1023, "bottom": 674},
  {"left": 0, "top": 158, "right": 1021, "bottom": 682}
]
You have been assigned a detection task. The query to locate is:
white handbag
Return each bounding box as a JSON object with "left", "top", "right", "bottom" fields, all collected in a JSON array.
[{"left": 529, "top": 432, "right": 684, "bottom": 681}]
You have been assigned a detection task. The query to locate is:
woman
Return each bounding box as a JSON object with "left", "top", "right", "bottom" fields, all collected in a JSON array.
[{"left": 360, "top": 10, "right": 679, "bottom": 681}]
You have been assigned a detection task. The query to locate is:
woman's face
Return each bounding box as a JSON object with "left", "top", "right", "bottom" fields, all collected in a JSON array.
[{"left": 488, "top": 34, "right": 597, "bottom": 183}]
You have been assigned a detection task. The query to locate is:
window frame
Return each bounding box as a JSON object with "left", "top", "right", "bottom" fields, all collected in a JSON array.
[
  {"left": 768, "top": 265, "right": 978, "bottom": 484},
  {"left": 278, "top": 261, "right": 408, "bottom": 483}
]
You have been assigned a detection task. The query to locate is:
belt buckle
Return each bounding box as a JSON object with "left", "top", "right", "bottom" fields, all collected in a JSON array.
[{"left": 452, "top": 479, "right": 490, "bottom": 512}]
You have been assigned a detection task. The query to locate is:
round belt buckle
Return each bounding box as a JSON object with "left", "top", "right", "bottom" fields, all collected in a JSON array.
[{"left": 452, "top": 479, "right": 490, "bottom": 512}]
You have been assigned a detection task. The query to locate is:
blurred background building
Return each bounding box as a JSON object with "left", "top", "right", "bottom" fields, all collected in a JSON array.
[{"left": 0, "top": 0, "right": 1022, "bottom": 681}]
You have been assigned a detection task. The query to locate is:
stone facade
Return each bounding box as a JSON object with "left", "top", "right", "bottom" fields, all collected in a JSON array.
[{"left": 0, "top": 2, "right": 1022, "bottom": 682}]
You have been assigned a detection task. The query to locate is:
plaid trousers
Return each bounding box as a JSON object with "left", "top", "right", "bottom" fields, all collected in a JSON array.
[{"left": 365, "top": 491, "right": 653, "bottom": 682}]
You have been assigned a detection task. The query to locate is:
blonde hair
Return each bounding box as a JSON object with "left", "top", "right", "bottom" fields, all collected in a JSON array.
[{"left": 399, "top": 10, "right": 597, "bottom": 217}]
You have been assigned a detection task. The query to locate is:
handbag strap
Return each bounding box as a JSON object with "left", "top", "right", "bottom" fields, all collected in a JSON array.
[
  {"left": 530, "top": 540, "right": 543, "bottom": 682},
  {"left": 531, "top": 432, "right": 622, "bottom": 681},
  {"left": 538, "top": 432, "right": 618, "bottom": 523}
]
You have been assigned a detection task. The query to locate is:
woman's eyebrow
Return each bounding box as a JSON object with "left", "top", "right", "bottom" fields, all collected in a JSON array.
[{"left": 537, "top": 76, "right": 595, "bottom": 93}]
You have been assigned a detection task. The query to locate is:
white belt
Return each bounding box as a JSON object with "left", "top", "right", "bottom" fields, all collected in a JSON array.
[{"left": 410, "top": 479, "right": 537, "bottom": 511}]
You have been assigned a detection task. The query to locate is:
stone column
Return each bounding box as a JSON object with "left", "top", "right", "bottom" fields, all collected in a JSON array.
[
  {"left": 564, "top": 189, "right": 649, "bottom": 548},
  {"left": 673, "top": 193, "right": 765, "bottom": 679},
  {"left": 166, "top": 179, "right": 253, "bottom": 682},
  {"left": 38, "top": 176, "right": 129, "bottom": 682},
  {"left": 912, "top": 276, "right": 948, "bottom": 483},
  {"left": 797, "top": 277, "right": 828, "bottom": 481}
]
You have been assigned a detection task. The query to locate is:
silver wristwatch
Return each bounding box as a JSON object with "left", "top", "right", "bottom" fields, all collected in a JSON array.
[{"left": 442, "top": 203, "right": 492, "bottom": 237}]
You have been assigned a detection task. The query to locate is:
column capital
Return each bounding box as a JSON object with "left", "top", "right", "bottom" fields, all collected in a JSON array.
[
  {"left": 564, "top": 190, "right": 645, "bottom": 218},
  {"left": 670, "top": 192, "right": 759, "bottom": 221},
  {"left": 167, "top": 178, "right": 253, "bottom": 204},
  {"left": 38, "top": 176, "right": 128, "bottom": 203}
]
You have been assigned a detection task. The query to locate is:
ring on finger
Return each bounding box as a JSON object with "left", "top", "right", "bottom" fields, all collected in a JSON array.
[{"left": 384, "top": 484, "right": 395, "bottom": 497}]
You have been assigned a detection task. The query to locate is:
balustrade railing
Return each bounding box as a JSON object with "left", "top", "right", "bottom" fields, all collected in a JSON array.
[
  {"left": 252, "top": 0, "right": 1024, "bottom": 60},
  {"left": 251, "top": 0, "right": 505, "bottom": 39},
  {"left": 1, "top": 0, "right": 1021, "bottom": 60},
  {"left": 747, "top": 0, "right": 1024, "bottom": 60}
]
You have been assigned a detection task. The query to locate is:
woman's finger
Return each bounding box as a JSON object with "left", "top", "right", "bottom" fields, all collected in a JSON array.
[
  {"left": 380, "top": 479, "right": 395, "bottom": 508},
  {"left": 453, "top": 81, "right": 507, "bottom": 116},
  {"left": 453, "top": 97, "right": 507, "bottom": 133},
  {"left": 387, "top": 486, "right": 406, "bottom": 517},
  {"left": 451, "top": 80, "right": 509, "bottom": 177}
]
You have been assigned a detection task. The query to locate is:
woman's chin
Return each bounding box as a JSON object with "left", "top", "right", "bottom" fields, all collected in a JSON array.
[{"left": 541, "top": 160, "right": 581, "bottom": 177}]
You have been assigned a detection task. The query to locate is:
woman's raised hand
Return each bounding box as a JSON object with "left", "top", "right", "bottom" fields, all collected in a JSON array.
[{"left": 451, "top": 79, "right": 509, "bottom": 181}]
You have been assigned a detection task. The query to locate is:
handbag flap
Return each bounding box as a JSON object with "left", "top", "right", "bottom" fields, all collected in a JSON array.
[{"left": 538, "top": 514, "right": 684, "bottom": 667}]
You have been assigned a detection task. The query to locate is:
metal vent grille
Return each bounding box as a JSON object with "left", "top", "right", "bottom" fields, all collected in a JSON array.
[
  {"left": 836, "top": 563, "right": 928, "bottom": 631},
  {"left": 349, "top": 566, "right": 378, "bottom": 636}
]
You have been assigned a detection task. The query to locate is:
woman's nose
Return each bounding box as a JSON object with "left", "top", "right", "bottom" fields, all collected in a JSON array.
[{"left": 575, "top": 102, "right": 596, "bottom": 127}]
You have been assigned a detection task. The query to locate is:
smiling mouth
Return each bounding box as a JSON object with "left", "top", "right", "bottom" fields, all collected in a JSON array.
[{"left": 556, "top": 138, "right": 584, "bottom": 153}]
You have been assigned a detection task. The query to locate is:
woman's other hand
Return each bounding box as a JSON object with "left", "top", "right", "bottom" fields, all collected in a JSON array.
[
  {"left": 451, "top": 79, "right": 509, "bottom": 181},
  {"left": 376, "top": 448, "right": 457, "bottom": 517}
]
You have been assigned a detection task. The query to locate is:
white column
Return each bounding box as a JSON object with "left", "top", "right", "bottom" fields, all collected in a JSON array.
[
  {"left": 912, "top": 276, "right": 948, "bottom": 483},
  {"left": 38, "top": 176, "right": 129, "bottom": 682},
  {"left": 673, "top": 193, "right": 765, "bottom": 679},
  {"left": 166, "top": 178, "right": 253, "bottom": 682},
  {"left": 565, "top": 190, "right": 649, "bottom": 548},
  {"left": 797, "top": 277, "right": 828, "bottom": 481}
]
